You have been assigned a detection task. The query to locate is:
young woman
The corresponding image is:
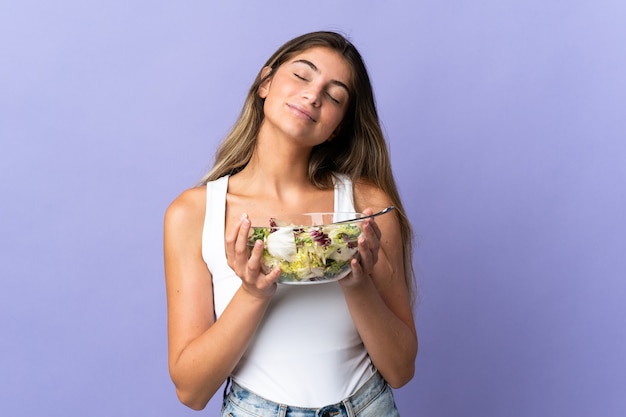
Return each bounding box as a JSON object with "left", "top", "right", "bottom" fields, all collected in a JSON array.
[{"left": 164, "top": 31, "right": 417, "bottom": 416}]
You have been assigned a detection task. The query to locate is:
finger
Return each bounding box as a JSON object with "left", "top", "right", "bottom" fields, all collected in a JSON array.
[
  {"left": 362, "top": 219, "right": 382, "bottom": 246},
  {"left": 225, "top": 214, "right": 245, "bottom": 266},
  {"left": 361, "top": 220, "right": 381, "bottom": 257},
  {"left": 246, "top": 239, "right": 265, "bottom": 276},
  {"left": 262, "top": 267, "right": 282, "bottom": 286},
  {"left": 357, "top": 235, "right": 378, "bottom": 273},
  {"left": 234, "top": 215, "right": 252, "bottom": 261},
  {"left": 359, "top": 208, "right": 381, "bottom": 241},
  {"left": 247, "top": 241, "right": 280, "bottom": 286},
  {"left": 368, "top": 217, "right": 382, "bottom": 240},
  {"left": 351, "top": 256, "right": 364, "bottom": 274},
  {"left": 341, "top": 257, "right": 364, "bottom": 286}
]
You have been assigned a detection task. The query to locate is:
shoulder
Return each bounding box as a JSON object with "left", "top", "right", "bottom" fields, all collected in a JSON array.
[
  {"left": 353, "top": 177, "right": 392, "bottom": 212},
  {"left": 164, "top": 186, "right": 207, "bottom": 233}
]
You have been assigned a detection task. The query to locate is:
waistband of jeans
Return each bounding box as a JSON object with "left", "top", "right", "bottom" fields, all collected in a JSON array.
[
  {"left": 228, "top": 370, "right": 387, "bottom": 415},
  {"left": 345, "top": 371, "right": 386, "bottom": 412}
]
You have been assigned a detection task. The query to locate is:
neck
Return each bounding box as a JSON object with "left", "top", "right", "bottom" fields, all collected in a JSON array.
[{"left": 232, "top": 135, "right": 317, "bottom": 200}]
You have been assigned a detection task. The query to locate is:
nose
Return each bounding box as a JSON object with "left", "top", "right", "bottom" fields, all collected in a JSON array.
[{"left": 302, "top": 85, "right": 322, "bottom": 107}]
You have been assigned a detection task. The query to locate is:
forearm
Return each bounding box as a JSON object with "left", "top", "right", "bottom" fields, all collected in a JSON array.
[
  {"left": 170, "top": 287, "right": 271, "bottom": 410},
  {"left": 342, "top": 278, "right": 417, "bottom": 388}
]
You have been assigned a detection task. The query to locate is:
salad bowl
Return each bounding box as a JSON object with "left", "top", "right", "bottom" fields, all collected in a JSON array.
[{"left": 247, "top": 212, "right": 366, "bottom": 284}]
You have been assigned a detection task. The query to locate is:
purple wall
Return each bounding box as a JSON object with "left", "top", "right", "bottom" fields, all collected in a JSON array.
[{"left": 2, "top": 1, "right": 625, "bottom": 416}]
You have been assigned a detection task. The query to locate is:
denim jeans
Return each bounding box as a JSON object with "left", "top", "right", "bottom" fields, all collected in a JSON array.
[{"left": 221, "top": 371, "right": 401, "bottom": 417}]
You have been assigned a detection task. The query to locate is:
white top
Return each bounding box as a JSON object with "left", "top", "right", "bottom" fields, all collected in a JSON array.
[{"left": 201, "top": 174, "right": 375, "bottom": 407}]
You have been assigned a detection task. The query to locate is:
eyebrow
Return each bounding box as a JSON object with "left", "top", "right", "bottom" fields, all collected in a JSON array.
[{"left": 292, "top": 59, "right": 351, "bottom": 94}]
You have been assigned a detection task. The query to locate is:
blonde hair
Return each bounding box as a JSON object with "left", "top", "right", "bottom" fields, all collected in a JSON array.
[{"left": 199, "top": 31, "right": 416, "bottom": 302}]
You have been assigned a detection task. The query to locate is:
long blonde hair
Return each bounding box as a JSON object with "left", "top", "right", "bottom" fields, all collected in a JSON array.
[{"left": 200, "top": 31, "right": 416, "bottom": 302}]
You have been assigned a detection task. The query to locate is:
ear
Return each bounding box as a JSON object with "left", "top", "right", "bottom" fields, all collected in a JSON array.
[{"left": 258, "top": 66, "right": 273, "bottom": 99}]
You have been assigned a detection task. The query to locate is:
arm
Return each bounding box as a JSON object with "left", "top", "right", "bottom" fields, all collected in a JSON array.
[
  {"left": 339, "top": 182, "right": 418, "bottom": 388},
  {"left": 164, "top": 189, "right": 279, "bottom": 410}
]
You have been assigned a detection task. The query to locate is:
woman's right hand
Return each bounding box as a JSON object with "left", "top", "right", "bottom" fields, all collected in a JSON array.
[
  {"left": 225, "top": 213, "right": 280, "bottom": 299},
  {"left": 165, "top": 191, "right": 282, "bottom": 409}
]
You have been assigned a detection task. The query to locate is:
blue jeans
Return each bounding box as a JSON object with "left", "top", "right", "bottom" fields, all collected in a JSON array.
[{"left": 221, "top": 371, "right": 401, "bottom": 417}]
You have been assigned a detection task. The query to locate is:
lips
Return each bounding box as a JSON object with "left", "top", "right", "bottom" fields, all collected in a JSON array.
[{"left": 286, "top": 103, "right": 317, "bottom": 122}]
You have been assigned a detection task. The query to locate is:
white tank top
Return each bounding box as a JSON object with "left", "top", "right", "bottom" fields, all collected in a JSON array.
[{"left": 201, "top": 174, "right": 375, "bottom": 407}]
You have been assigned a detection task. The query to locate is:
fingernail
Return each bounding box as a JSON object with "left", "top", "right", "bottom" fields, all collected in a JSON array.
[{"left": 240, "top": 212, "right": 248, "bottom": 220}]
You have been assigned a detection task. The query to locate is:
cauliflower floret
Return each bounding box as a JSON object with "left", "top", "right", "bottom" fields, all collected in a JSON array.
[{"left": 266, "top": 228, "right": 297, "bottom": 262}]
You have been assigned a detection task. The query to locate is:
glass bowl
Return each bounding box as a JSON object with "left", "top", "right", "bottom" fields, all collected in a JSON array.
[{"left": 247, "top": 212, "right": 366, "bottom": 284}]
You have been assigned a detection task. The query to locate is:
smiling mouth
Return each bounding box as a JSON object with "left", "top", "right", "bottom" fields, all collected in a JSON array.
[{"left": 287, "top": 103, "right": 316, "bottom": 122}]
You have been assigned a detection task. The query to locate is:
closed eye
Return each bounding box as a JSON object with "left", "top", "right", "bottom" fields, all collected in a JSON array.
[
  {"left": 294, "top": 73, "right": 308, "bottom": 81},
  {"left": 326, "top": 92, "right": 340, "bottom": 104}
]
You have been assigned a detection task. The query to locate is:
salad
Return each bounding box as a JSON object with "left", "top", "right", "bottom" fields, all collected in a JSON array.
[{"left": 248, "top": 218, "right": 362, "bottom": 283}]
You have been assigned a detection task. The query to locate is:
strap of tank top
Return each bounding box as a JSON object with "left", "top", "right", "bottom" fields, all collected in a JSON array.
[{"left": 333, "top": 173, "right": 355, "bottom": 213}]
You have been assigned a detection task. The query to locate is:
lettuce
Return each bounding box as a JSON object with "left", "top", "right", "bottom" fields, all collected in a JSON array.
[{"left": 248, "top": 222, "right": 361, "bottom": 283}]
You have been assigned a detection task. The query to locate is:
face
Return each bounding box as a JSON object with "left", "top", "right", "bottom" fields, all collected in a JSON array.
[{"left": 258, "top": 46, "right": 352, "bottom": 147}]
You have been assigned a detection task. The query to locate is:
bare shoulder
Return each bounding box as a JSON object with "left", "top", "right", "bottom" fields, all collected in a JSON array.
[
  {"left": 353, "top": 178, "right": 392, "bottom": 212},
  {"left": 164, "top": 186, "right": 207, "bottom": 232}
]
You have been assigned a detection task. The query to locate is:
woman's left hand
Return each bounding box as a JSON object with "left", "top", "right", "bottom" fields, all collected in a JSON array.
[
  {"left": 336, "top": 201, "right": 417, "bottom": 388},
  {"left": 340, "top": 208, "right": 382, "bottom": 287}
]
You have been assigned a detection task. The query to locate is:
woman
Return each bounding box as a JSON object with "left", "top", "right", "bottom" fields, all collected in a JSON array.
[{"left": 164, "top": 31, "right": 417, "bottom": 416}]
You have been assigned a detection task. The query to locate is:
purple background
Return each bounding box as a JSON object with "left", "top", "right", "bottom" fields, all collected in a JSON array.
[{"left": 2, "top": 1, "right": 625, "bottom": 416}]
